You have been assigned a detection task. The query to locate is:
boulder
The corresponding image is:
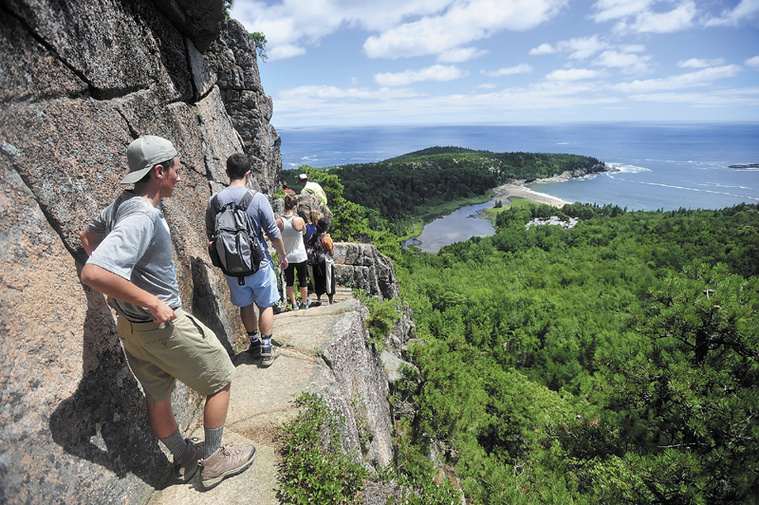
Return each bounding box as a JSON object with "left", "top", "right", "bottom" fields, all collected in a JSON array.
[{"left": 333, "top": 242, "right": 400, "bottom": 300}]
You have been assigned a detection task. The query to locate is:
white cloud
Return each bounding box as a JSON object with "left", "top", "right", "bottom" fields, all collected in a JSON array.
[
  {"left": 231, "top": 1, "right": 338, "bottom": 51},
  {"left": 269, "top": 44, "right": 307, "bottom": 61},
  {"left": 438, "top": 47, "right": 489, "bottom": 63},
  {"left": 529, "top": 43, "right": 556, "bottom": 55},
  {"left": 557, "top": 35, "right": 608, "bottom": 60},
  {"left": 278, "top": 84, "right": 423, "bottom": 102},
  {"left": 627, "top": 87, "right": 759, "bottom": 107},
  {"left": 678, "top": 58, "right": 725, "bottom": 69},
  {"left": 746, "top": 56, "right": 759, "bottom": 69},
  {"left": 630, "top": 1, "right": 697, "bottom": 33},
  {"left": 592, "top": 0, "right": 698, "bottom": 34},
  {"left": 482, "top": 64, "right": 533, "bottom": 77},
  {"left": 705, "top": 0, "right": 759, "bottom": 26},
  {"left": 363, "top": 0, "right": 566, "bottom": 59},
  {"left": 374, "top": 64, "right": 467, "bottom": 86},
  {"left": 234, "top": 0, "right": 568, "bottom": 61},
  {"left": 232, "top": 0, "right": 454, "bottom": 59},
  {"left": 591, "top": 0, "right": 654, "bottom": 23},
  {"left": 546, "top": 68, "right": 602, "bottom": 81},
  {"left": 593, "top": 50, "right": 651, "bottom": 73},
  {"left": 614, "top": 65, "right": 742, "bottom": 93}
]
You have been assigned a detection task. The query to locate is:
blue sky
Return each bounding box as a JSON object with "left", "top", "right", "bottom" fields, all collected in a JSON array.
[{"left": 229, "top": 0, "right": 759, "bottom": 128}]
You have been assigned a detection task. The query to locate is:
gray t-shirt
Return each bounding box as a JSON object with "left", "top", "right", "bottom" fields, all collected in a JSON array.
[
  {"left": 205, "top": 186, "right": 281, "bottom": 266},
  {"left": 86, "top": 191, "right": 181, "bottom": 322}
]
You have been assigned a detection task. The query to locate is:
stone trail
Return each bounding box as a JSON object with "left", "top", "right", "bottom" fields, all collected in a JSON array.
[{"left": 148, "top": 287, "right": 356, "bottom": 505}]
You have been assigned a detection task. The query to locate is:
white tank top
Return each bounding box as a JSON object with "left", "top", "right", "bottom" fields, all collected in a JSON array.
[{"left": 282, "top": 214, "right": 308, "bottom": 263}]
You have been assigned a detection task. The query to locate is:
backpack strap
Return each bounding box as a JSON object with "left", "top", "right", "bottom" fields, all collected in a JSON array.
[
  {"left": 237, "top": 190, "right": 256, "bottom": 211},
  {"left": 211, "top": 190, "right": 256, "bottom": 218},
  {"left": 211, "top": 194, "right": 223, "bottom": 216}
]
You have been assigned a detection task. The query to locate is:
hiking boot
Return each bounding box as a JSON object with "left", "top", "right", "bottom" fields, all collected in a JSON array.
[
  {"left": 260, "top": 342, "right": 276, "bottom": 367},
  {"left": 248, "top": 339, "right": 261, "bottom": 359},
  {"left": 200, "top": 444, "right": 257, "bottom": 489},
  {"left": 175, "top": 438, "right": 203, "bottom": 483}
]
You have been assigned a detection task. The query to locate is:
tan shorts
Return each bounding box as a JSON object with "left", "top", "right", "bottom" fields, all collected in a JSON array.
[{"left": 117, "top": 308, "right": 236, "bottom": 402}]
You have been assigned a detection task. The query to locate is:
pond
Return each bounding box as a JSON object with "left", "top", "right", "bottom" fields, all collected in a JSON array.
[{"left": 403, "top": 200, "right": 496, "bottom": 253}]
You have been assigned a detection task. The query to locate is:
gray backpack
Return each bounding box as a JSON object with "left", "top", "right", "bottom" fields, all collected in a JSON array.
[{"left": 208, "top": 190, "right": 265, "bottom": 284}]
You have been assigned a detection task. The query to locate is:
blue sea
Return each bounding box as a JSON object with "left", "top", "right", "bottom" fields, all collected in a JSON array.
[{"left": 280, "top": 122, "right": 759, "bottom": 212}]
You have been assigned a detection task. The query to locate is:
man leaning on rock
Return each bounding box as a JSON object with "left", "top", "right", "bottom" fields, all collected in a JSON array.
[{"left": 79, "top": 135, "right": 255, "bottom": 489}]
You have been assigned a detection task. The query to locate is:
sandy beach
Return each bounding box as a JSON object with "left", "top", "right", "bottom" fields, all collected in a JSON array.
[{"left": 494, "top": 183, "right": 569, "bottom": 208}]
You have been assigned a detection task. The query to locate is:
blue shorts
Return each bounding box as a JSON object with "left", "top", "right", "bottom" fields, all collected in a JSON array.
[{"left": 226, "top": 261, "right": 280, "bottom": 308}]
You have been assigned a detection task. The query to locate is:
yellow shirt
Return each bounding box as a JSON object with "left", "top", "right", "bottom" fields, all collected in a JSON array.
[{"left": 301, "top": 181, "right": 327, "bottom": 205}]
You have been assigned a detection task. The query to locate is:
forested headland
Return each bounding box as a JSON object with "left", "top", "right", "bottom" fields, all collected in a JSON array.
[
  {"left": 280, "top": 149, "right": 759, "bottom": 504},
  {"left": 283, "top": 147, "right": 604, "bottom": 236}
]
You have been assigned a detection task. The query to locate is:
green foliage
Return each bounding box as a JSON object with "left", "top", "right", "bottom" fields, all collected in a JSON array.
[
  {"left": 593, "top": 263, "right": 759, "bottom": 503},
  {"left": 392, "top": 203, "right": 759, "bottom": 504},
  {"left": 276, "top": 393, "right": 369, "bottom": 504},
  {"left": 248, "top": 31, "right": 268, "bottom": 61},
  {"left": 358, "top": 294, "right": 402, "bottom": 350}
]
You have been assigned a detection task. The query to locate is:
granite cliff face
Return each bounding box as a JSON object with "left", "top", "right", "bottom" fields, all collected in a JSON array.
[
  {"left": 0, "top": 2, "right": 411, "bottom": 504},
  {"left": 0, "top": 1, "right": 276, "bottom": 503}
]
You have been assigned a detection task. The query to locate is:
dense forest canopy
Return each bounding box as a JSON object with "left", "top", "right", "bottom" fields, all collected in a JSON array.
[
  {"left": 283, "top": 148, "right": 759, "bottom": 504},
  {"left": 395, "top": 202, "right": 759, "bottom": 504}
]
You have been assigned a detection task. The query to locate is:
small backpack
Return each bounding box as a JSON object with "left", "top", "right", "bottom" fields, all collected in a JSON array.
[
  {"left": 208, "top": 190, "right": 265, "bottom": 284},
  {"left": 306, "top": 232, "right": 326, "bottom": 266}
]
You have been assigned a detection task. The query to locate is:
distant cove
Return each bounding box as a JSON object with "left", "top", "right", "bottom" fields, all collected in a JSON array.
[{"left": 403, "top": 200, "right": 496, "bottom": 253}]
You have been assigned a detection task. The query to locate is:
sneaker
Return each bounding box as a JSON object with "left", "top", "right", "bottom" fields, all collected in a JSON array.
[
  {"left": 291, "top": 303, "right": 300, "bottom": 311},
  {"left": 260, "top": 342, "right": 276, "bottom": 367},
  {"left": 175, "top": 438, "right": 203, "bottom": 483},
  {"left": 200, "top": 444, "right": 257, "bottom": 489},
  {"left": 300, "top": 298, "right": 312, "bottom": 310},
  {"left": 248, "top": 339, "right": 261, "bottom": 358}
]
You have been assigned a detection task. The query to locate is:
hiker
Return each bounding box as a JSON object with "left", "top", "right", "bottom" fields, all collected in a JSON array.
[
  {"left": 304, "top": 209, "right": 320, "bottom": 297},
  {"left": 282, "top": 181, "right": 296, "bottom": 196},
  {"left": 306, "top": 209, "right": 320, "bottom": 242},
  {"left": 205, "top": 153, "right": 288, "bottom": 366},
  {"left": 80, "top": 135, "right": 255, "bottom": 489},
  {"left": 276, "top": 194, "right": 310, "bottom": 311},
  {"left": 309, "top": 217, "right": 336, "bottom": 305},
  {"left": 297, "top": 173, "right": 327, "bottom": 205}
]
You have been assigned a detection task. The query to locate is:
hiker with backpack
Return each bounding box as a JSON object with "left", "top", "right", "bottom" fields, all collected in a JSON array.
[
  {"left": 205, "top": 153, "right": 287, "bottom": 367},
  {"left": 276, "top": 194, "right": 311, "bottom": 311},
  {"left": 308, "top": 217, "right": 336, "bottom": 305},
  {"left": 80, "top": 136, "right": 256, "bottom": 488}
]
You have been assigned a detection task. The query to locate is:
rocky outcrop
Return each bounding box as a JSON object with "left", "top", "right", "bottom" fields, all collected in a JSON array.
[
  {"left": 0, "top": 1, "right": 278, "bottom": 503},
  {"left": 334, "top": 242, "right": 400, "bottom": 300},
  {"left": 204, "top": 19, "right": 282, "bottom": 195}
]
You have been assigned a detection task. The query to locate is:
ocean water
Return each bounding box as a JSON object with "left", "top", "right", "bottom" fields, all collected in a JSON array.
[{"left": 280, "top": 122, "right": 759, "bottom": 212}]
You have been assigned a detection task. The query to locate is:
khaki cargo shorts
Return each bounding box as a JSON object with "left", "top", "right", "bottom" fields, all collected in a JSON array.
[{"left": 116, "top": 308, "right": 235, "bottom": 402}]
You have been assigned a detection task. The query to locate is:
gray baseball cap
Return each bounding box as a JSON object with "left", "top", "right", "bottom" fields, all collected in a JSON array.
[{"left": 121, "top": 135, "right": 178, "bottom": 184}]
